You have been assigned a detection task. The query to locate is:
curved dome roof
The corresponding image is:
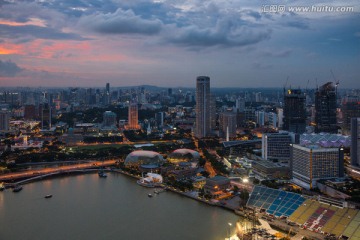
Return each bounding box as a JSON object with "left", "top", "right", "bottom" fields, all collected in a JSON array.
[
  {"left": 125, "top": 150, "right": 165, "bottom": 166},
  {"left": 167, "top": 149, "right": 200, "bottom": 164}
]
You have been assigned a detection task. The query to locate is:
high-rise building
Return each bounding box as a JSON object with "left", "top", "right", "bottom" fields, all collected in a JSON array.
[
  {"left": 315, "top": 82, "right": 337, "bottom": 133},
  {"left": 262, "top": 132, "right": 292, "bottom": 163},
  {"left": 195, "top": 76, "right": 210, "bottom": 138},
  {"left": 155, "top": 112, "right": 164, "bottom": 128},
  {"left": 219, "top": 112, "right": 237, "bottom": 140},
  {"left": 24, "top": 104, "right": 36, "bottom": 120},
  {"left": 103, "top": 111, "right": 117, "bottom": 127},
  {"left": 291, "top": 144, "right": 344, "bottom": 189},
  {"left": 210, "top": 94, "right": 216, "bottom": 130},
  {"left": 255, "top": 110, "right": 265, "bottom": 127},
  {"left": 283, "top": 89, "right": 306, "bottom": 134},
  {"left": 341, "top": 97, "right": 360, "bottom": 135},
  {"left": 235, "top": 98, "right": 245, "bottom": 112},
  {"left": 0, "top": 110, "right": 10, "bottom": 131},
  {"left": 104, "top": 83, "right": 110, "bottom": 105},
  {"left": 268, "top": 112, "right": 278, "bottom": 129},
  {"left": 351, "top": 118, "right": 360, "bottom": 167},
  {"left": 127, "top": 103, "right": 140, "bottom": 130}
]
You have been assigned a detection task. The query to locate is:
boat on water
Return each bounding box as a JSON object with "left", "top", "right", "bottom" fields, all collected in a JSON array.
[
  {"left": 148, "top": 193, "right": 153, "bottom": 197},
  {"left": 45, "top": 194, "right": 52, "bottom": 199},
  {"left": 13, "top": 185, "right": 23, "bottom": 192},
  {"left": 98, "top": 170, "right": 107, "bottom": 178}
]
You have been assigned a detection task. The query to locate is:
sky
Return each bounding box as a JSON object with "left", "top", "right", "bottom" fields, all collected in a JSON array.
[{"left": 0, "top": 0, "right": 359, "bottom": 88}]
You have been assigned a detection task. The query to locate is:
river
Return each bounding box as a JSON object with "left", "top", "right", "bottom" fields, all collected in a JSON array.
[{"left": 0, "top": 173, "right": 245, "bottom": 240}]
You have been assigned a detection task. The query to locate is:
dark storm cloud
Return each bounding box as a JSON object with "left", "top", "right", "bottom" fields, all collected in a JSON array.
[
  {"left": 78, "top": 8, "right": 162, "bottom": 35},
  {"left": 0, "top": 60, "right": 23, "bottom": 77},
  {"left": 0, "top": 24, "right": 86, "bottom": 40}
]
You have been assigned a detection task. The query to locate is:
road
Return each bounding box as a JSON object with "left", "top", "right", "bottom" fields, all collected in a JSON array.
[{"left": 0, "top": 160, "right": 117, "bottom": 182}]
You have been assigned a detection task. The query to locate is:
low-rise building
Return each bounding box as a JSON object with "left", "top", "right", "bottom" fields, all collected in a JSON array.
[
  {"left": 252, "top": 160, "right": 290, "bottom": 180},
  {"left": 204, "top": 176, "right": 230, "bottom": 197}
]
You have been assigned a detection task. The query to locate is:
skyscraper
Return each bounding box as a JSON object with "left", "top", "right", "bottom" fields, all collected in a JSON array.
[
  {"left": 127, "top": 102, "right": 140, "bottom": 130},
  {"left": 219, "top": 112, "right": 237, "bottom": 140},
  {"left": 103, "top": 111, "right": 117, "bottom": 128},
  {"left": 195, "top": 76, "right": 210, "bottom": 138},
  {"left": 0, "top": 110, "right": 10, "bottom": 131},
  {"left": 105, "top": 83, "right": 110, "bottom": 105},
  {"left": 283, "top": 89, "right": 306, "bottom": 134},
  {"left": 315, "top": 82, "right": 337, "bottom": 133},
  {"left": 351, "top": 118, "right": 360, "bottom": 167},
  {"left": 341, "top": 96, "right": 360, "bottom": 135}
]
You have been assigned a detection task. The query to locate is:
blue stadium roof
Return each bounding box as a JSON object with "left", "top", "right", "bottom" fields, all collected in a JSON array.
[{"left": 247, "top": 185, "right": 305, "bottom": 218}]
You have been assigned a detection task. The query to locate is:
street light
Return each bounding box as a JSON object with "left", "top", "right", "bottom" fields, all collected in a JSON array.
[{"left": 228, "top": 222, "right": 232, "bottom": 239}]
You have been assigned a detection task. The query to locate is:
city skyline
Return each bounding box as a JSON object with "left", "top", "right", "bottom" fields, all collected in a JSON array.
[{"left": 0, "top": 0, "right": 359, "bottom": 88}]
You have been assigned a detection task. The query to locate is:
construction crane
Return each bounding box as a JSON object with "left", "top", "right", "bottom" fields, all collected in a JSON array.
[{"left": 330, "top": 70, "right": 340, "bottom": 95}]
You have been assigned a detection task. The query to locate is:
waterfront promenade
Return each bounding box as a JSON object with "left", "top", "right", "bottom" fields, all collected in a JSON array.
[{"left": 0, "top": 160, "right": 117, "bottom": 182}]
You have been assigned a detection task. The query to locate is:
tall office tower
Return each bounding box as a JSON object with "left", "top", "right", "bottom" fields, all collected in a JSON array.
[
  {"left": 262, "top": 132, "right": 292, "bottom": 163},
  {"left": 102, "top": 111, "right": 117, "bottom": 127},
  {"left": 283, "top": 89, "right": 306, "bottom": 134},
  {"left": 255, "top": 110, "right": 265, "bottom": 127},
  {"left": 351, "top": 118, "right": 360, "bottom": 167},
  {"left": 39, "top": 103, "right": 51, "bottom": 129},
  {"left": 235, "top": 98, "right": 245, "bottom": 112},
  {"left": 219, "top": 112, "right": 237, "bottom": 139},
  {"left": 315, "top": 82, "right": 337, "bottom": 133},
  {"left": 341, "top": 97, "right": 360, "bottom": 135},
  {"left": 127, "top": 102, "right": 140, "bottom": 130},
  {"left": 0, "top": 110, "right": 10, "bottom": 131},
  {"left": 291, "top": 144, "right": 344, "bottom": 189},
  {"left": 255, "top": 92, "right": 262, "bottom": 102},
  {"left": 195, "top": 76, "right": 210, "bottom": 138},
  {"left": 276, "top": 108, "right": 284, "bottom": 128},
  {"left": 155, "top": 112, "right": 164, "bottom": 128},
  {"left": 210, "top": 94, "right": 216, "bottom": 130},
  {"left": 268, "top": 112, "right": 278, "bottom": 129},
  {"left": 105, "top": 83, "right": 110, "bottom": 105}
]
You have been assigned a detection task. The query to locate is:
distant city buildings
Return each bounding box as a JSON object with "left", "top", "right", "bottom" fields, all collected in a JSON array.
[
  {"left": 291, "top": 144, "right": 344, "bottom": 190},
  {"left": 315, "top": 82, "right": 337, "bottom": 133},
  {"left": 195, "top": 76, "right": 211, "bottom": 138},
  {"left": 351, "top": 118, "right": 360, "bottom": 167},
  {"left": 283, "top": 89, "right": 306, "bottom": 134}
]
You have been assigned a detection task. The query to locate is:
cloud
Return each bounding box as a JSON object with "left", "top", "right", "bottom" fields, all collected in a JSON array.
[
  {"left": 261, "top": 48, "right": 293, "bottom": 58},
  {"left": 0, "top": 24, "right": 86, "bottom": 41},
  {"left": 165, "top": 17, "right": 271, "bottom": 48},
  {"left": 252, "top": 61, "right": 273, "bottom": 69},
  {"left": 78, "top": 8, "right": 162, "bottom": 35},
  {"left": 0, "top": 60, "right": 23, "bottom": 77},
  {"left": 280, "top": 13, "right": 310, "bottom": 30}
]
